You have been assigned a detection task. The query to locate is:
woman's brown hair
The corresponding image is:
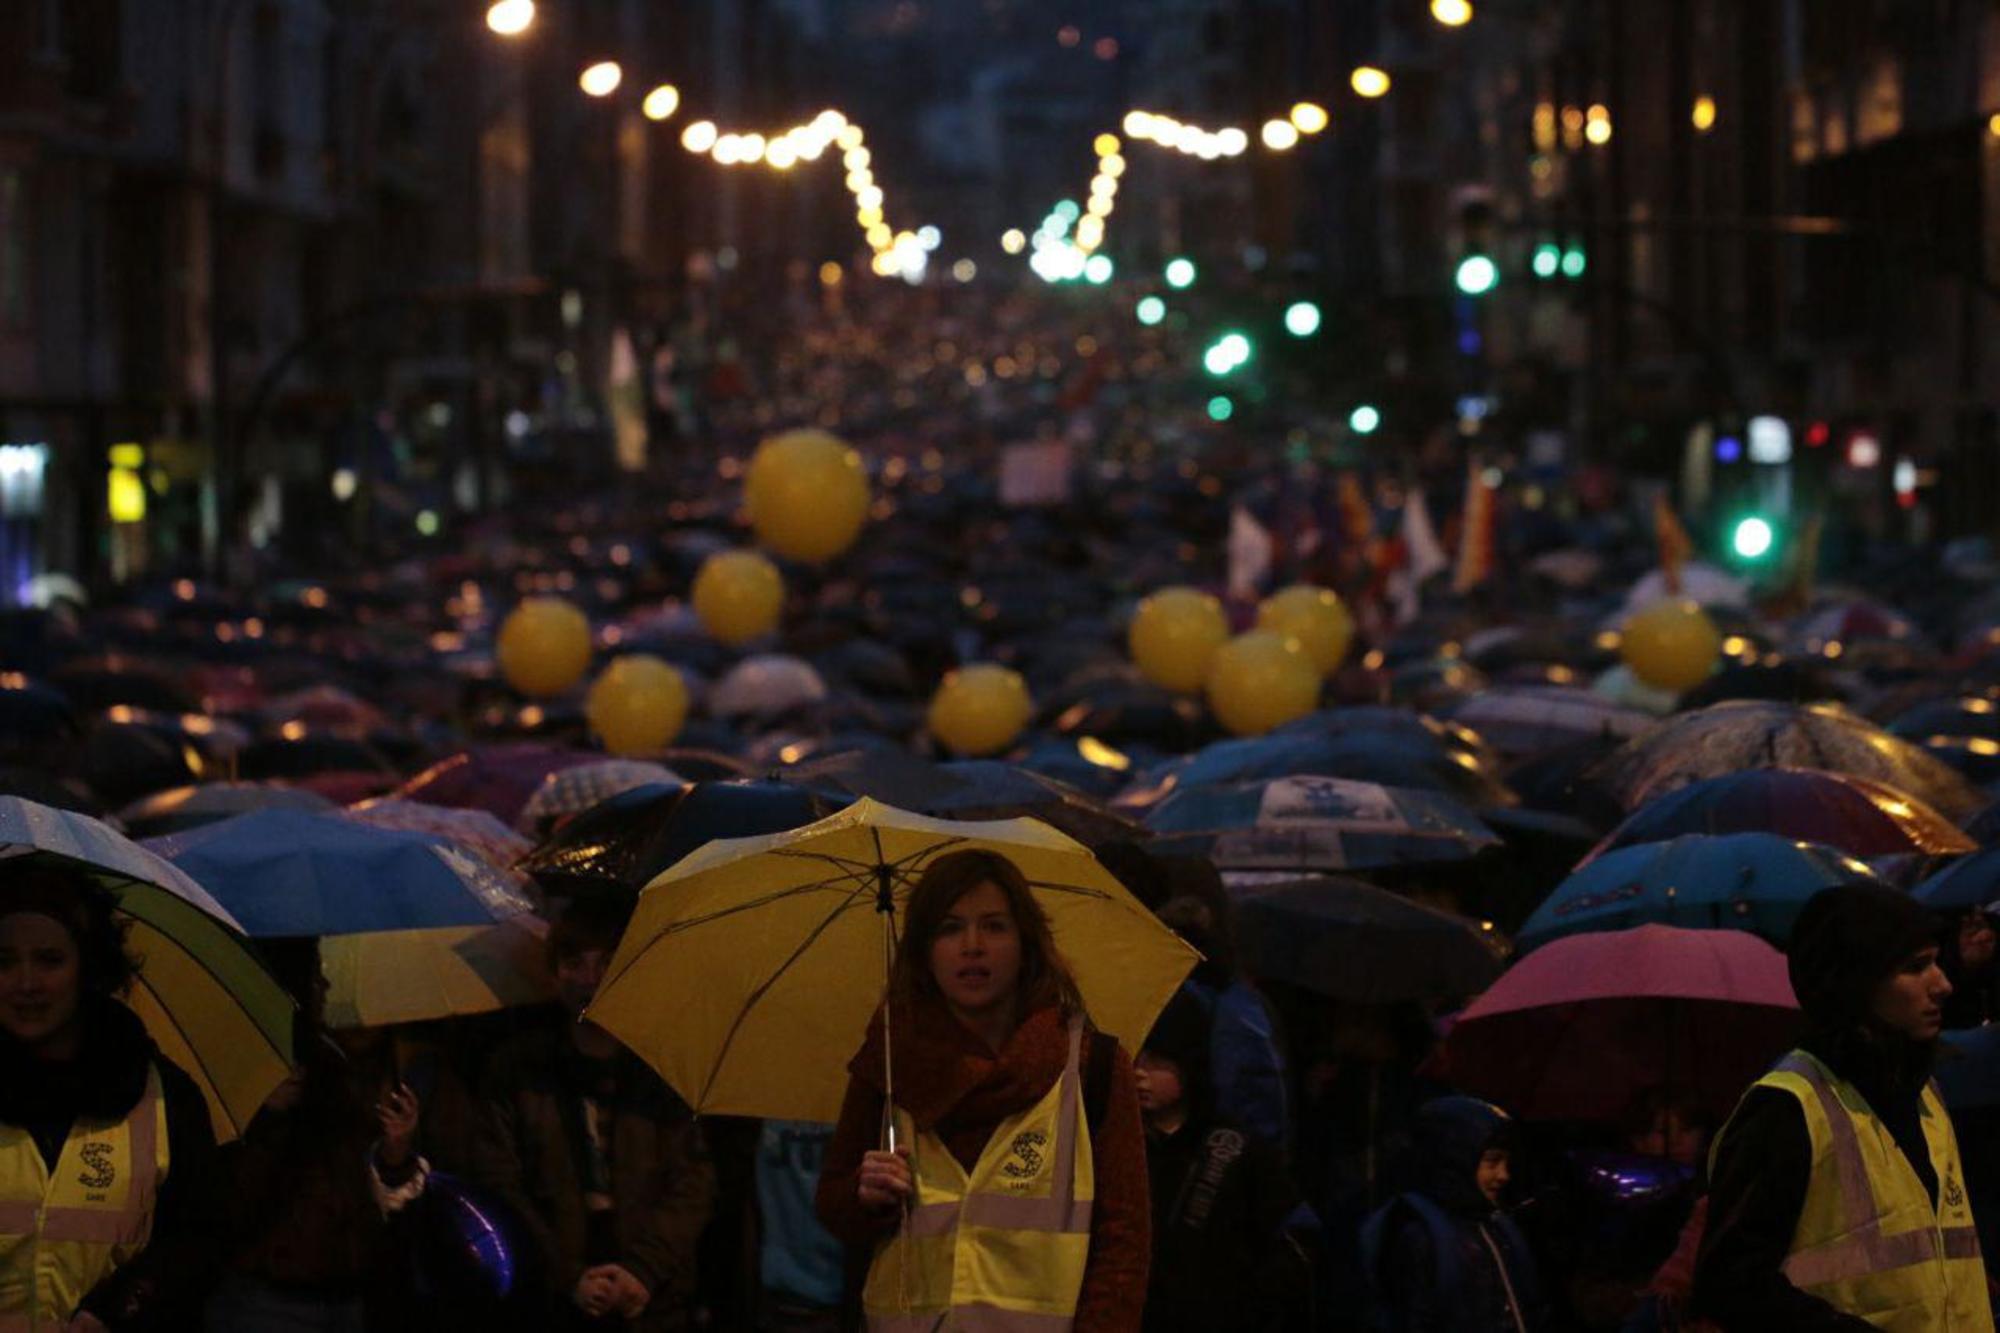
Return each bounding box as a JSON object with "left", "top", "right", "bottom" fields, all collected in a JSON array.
[{"left": 890, "top": 849, "right": 1085, "bottom": 1020}]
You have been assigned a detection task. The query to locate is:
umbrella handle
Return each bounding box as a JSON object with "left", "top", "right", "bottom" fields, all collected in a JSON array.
[{"left": 879, "top": 890, "right": 899, "bottom": 1157}]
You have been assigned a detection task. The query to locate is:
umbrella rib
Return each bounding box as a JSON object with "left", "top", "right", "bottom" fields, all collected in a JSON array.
[
  {"left": 693, "top": 879, "right": 875, "bottom": 1110},
  {"left": 645, "top": 876, "right": 869, "bottom": 938}
]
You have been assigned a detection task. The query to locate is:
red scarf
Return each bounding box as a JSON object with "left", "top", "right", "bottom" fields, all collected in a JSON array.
[{"left": 849, "top": 994, "right": 1073, "bottom": 1136}]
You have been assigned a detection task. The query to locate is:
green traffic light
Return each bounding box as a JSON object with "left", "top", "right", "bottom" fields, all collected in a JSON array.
[
  {"left": 1532, "top": 244, "right": 1561, "bottom": 279},
  {"left": 1084, "top": 254, "right": 1114, "bottom": 284},
  {"left": 1455, "top": 254, "right": 1499, "bottom": 295},
  {"left": 1561, "top": 246, "right": 1586, "bottom": 279},
  {"left": 1349, "top": 404, "right": 1382, "bottom": 435},
  {"left": 1165, "top": 257, "right": 1197, "bottom": 289},
  {"left": 1202, "top": 342, "right": 1236, "bottom": 376},
  {"left": 1284, "top": 301, "right": 1322, "bottom": 337},
  {"left": 1136, "top": 295, "right": 1166, "bottom": 325},
  {"left": 1732, "top": 516, "right": 1775, "bottom": 560},
  {"left": 1207, "top": 395, "right": 1234, "bottom": 421}
]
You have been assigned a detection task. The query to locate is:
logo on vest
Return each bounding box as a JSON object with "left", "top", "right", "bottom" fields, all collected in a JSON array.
[
  {"left": 1001, "top": 1130, "right": 1048, "bottom": 1181},
  {"left": 77, "top": 1143, "right": 116, "bottom": 1193},
  {"left": 1946, "top": 1170, "right": 1966, "bottom": 1211}
]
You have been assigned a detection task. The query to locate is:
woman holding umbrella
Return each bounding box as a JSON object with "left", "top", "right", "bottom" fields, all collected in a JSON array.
[
  {"left": 0, "top": 862, "right": 221, "bottom": 1330},
  {"left": 816, "top": 849, "right": 1152, "bottom": 1331}
]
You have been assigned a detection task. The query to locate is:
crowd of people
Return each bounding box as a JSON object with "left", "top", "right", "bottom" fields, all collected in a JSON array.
[{"left": 6, "top": 279, "right": 2000, "bottom": 1332}]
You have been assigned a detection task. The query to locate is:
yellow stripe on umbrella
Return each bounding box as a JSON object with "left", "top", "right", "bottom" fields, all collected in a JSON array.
[
  {"left": 318, "top": 917, "right": 550, "bottom": 1030},
  {"left": 587, "top": 798, "right": 1197, "bottom": 1123}
]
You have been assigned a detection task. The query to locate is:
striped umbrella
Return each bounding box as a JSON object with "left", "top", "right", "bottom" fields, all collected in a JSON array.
[{"left": 515, "top": 758, "right": 684, "bottom": 835}]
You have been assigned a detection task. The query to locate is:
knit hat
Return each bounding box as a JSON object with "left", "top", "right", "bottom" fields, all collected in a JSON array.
[
  {"left": 1142, "top": 987, "right": 1213, "bottom": 1095},
  {"left": 1787, "top": 883, "right": 1943, "bottom": 1032}
]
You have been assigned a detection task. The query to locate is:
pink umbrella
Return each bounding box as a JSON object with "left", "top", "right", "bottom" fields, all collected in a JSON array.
[
  {"left": 1441, "top": 924, "right": 1800, "bottom": 1125},
  {"left": 394, "top": 744, "right": 598, "bottom": 825}
]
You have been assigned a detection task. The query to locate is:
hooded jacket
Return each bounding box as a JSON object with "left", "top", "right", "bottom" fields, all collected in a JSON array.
[
  {"left": 1693, "top": 884, "right": 1951, "bottom": 1332},
  {"left": 816, "top": 992, "right": 1150, "bottom": 1333},
  {"left": 1371, "top": 1096, "right": 1545, "bottom": 1333},
  {"left": 0, "top": 995, "right": 219, "bottom": 1331}
]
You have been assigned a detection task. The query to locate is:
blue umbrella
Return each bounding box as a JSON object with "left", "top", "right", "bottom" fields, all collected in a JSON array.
[
  {"left": 1518, "top": 833, "right": 1882, "bottom": 952},
  {"left": 1936, "top": 1026, "right": 2000, "bottom": 1111},
  {"left": 1912, "top": 845, "right": 2000, "bottom": 912},
  {"left": 1143, "top": 775, "right": 1500, "bottom": 873},
  {"left": 1128, "top": 731, "right": 1514, "bottom": 810},
  {"left": 149, "top": 808, "right": 533, "bottom": 936}
]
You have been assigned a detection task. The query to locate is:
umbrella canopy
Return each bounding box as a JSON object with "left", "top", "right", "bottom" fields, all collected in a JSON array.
[
  {"left": 1225, "top": 875, "right": 1505, "bottom": 1002},
  {"left": 238, "top": 733, "right": 397, "bottom": 781},
  {"left": 1503, "top": 735, "right": 1629, "bottom": 833},
  {"left": 149, "top": 808, "right": 533, "bottom": 936},
  {"left": 1583, "top": 768, "right": 1975, "bottom": 864},
  {"left": 1587, "top": 701, "right": 1986, "bottom": 822},
  {"left": 151, "top": 809, "right": 544, "bottom": 1029},
  {"left": 932, "top": 761, "right": 1148, "bottom": 846},
  {"left": 1441, "top": 924, "right": 1800, "bottom": 1124},
  {"left": 0, "top": 797, "right": 295, "bottom": 1140},
  {"left": 1911, "top": 847, "right": 2000, "bottom": 912},
  {"left": 585, "top": 799, "right": 1196, "bottom": 1120},
  {"left": 119, "top": 781, "right": 339, "bottom": 839},
  {"left": 343, "top": 798, "right": 534, "bottom": 879},
  {"left": 1936, "top": 1027, "right": 2000, "bottom": 1111},
  {"left": 1449, "top": 687, "right": 1655, "bottom": 760},
  {"left": 1676, "top": 661, "right": 1850, "bottom": 711},
  {"left": 1123, "top": 731, "right": 1514, "bottom": 812},
  {"left": 1143, "top": 775, "right": 1501, "bottom": 873},
  {"left": 708, "top": 655, "right": 830, "bottom": 720},
  {"left": 261, "top": 685, "right": 390, "bottom": 733},
  {"left": 395, "top": 744, "right": 598, "bottom": 825},
  {"left": 1787, "top": 601, "right": 1927, "bottom": 656},
  {"left": 518, "top": 780, "right": 849, "bottom": 898},
  {"left": 515, "top": 758, "right": 686, "bottom": 835},
  {"left": 0, "top": 674, "right": 78, "bottom": 756},
  {"left": 1622, "top": 563, "right": 1748, "bottom": 613},
  {"left": 1520, "top": 833, "right": 1883, "bottom": 951}
]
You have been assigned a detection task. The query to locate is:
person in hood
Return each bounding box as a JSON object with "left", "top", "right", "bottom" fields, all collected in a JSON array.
[
  {"left": 1363, "top": 1095, "right": 1547, "bottom": 1333},
  {"left": 0, "top": 862, "right": 221, "bottom": 1331},
  {"left": 1693, "top": 883, "right": 1992, "bottom": 1330},
  {"left": 1136, "top": 989, "right": 1307, "bottom": 1333},
  {"left": 816, "top": 849, "right": 1150, "bottom": 1332}
]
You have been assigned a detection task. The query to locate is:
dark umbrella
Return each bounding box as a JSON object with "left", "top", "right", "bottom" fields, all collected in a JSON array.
[
  {"left": 1911, "top": 846, "right": 2000, "bottom": 912},
  {"left": 0, "top": 676, "right": 78, "bottom": 758},
  {"left": 1676, "top": 661, "right": 1850, "bottom": 711},
  {"left": 1122, "top": 731, "right": 1515, "bottom": 811},
  {"left": 1226, "top": 875, "right": 1505, "bottom": 1002},
  {"left": 396, "top": 744, "right": 599, "bottom": 825},
  {"left": 119, "top": 782, "right": 339, "bottom": 839},
  {"left": 1503, "top": 735, "right": 1629, "bottom": 833},
  {"left": 932, "top": 761, "right": 1148, "bottom": 846},
  {"left": 78, "top": 723, "right": 208, "bottom": 806},
  {"left": 1015, "top": 736, "right": 1165, "bottom": 800},
  {"left": 1936, "top": 1027, "right": 2000, "bottom": 1111},
  {"left": 52, "top": 656, "right": 199, "bottom": 713},
  {"left": 1045, "top": 681, "right": 1215, "bottom": 751},
  {"left": 238, "top": 734, "right": 398, "bottom": 781},
  {"left": 0, "top": 765, "right": 102, "bottom": 815},
  {"left": 1587, "top": 700, "right": 1986, "bottom": 822},
  {"left": 1583, "top": 767, "right": 1975, "bottom": 864},
  {"left": 1144, "top": 775, "right": 1501, "bottom": 873},
  {"left": 517, "top": 780, "right": 851, "bottom": 898}
]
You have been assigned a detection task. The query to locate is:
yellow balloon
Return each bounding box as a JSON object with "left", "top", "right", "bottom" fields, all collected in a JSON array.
[
  {"left": 1205, "top": 631, "right": 1321, "bottom": 736},
  {"left": 744, "top": 429, "right": 871, "bottom": 563},
  {"left": 1257, "top": 585, "right": 1355, "bottom": 675},
  {"left": 496, "top": 597, "right": 592, "bottom": 697},
  {"left": 1620, "top": 598, "right": 1722, "bottom": 692},
  {"left": 1128, "top": 586, "right": 1230, "bottom": 693},
  {"left": 692, "top": 550, "right": 785, "bottom": 646},
  {"left": 585, "top": 655, "right": 688, "bottom": 757},
  {"left": 928, "top": 664, "right": 1034, "bottom": 757}
]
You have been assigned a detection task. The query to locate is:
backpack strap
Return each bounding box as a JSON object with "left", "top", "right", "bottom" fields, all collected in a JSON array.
[{"left": 1083, "top": 1029, "right": 1117, "bottom": 1135}]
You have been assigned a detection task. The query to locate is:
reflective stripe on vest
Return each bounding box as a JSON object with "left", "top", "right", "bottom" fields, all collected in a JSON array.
[
  {"left": 1735, "top": 1050, "right": 1993, "bottom": 1332},
  {"left": 0, "top": 1064, "right": 170, "bottom": 1329},
  {"left": 864, "top": 1017, "right": 1095, "bottom": 1331}
]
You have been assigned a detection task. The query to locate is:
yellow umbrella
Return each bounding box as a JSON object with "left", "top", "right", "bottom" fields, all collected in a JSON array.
[
  {"left": 587, "top": 798, "right": 1197, "bottom": 1123},
  {"left": 319, "top": 917, "right": 550, "bottom": 1029},
  {"left": 0, "top": 798, "right": 295, "bottom": 1142}
]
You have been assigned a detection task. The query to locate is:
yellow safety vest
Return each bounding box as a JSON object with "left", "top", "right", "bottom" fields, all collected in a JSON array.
[
  {"left": 1719, "top": 1049, "right": 1993, "bottom": 1332},
  {"left": 864, "top": 1018, "right": 1095, "bottom": 1332},
  {"left": 0, "top": 1064, "right": 170, "bottom": 1333}
]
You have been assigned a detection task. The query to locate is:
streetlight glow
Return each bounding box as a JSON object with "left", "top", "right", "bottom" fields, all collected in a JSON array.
[
  {"left": 1261, "top": 119, "right": 1300, "bottom": 150},
  {"left": 1136, "top": 296, "right": 1166, "bottom": 325},
  {"left": 1349, "top": 404, "right": 1382, "bottom": 435},
  {"left": 579, "top": 61, "right": 623, "bottom": 97},
  {"left": 681, "top": 120, "right": 718, "bottom": 153},
  {"left": 1455, "top": 254, "right": 1499, "bottom": 295},
  {"left": 1431, "top": 0, "right": 1473, "bottom": 25},
  {"left": 1284, "top": 301, "right": 1322, "bottom": 336},
  {"left": 1692, "top": 96, "right": 1717, "bottom": 132},
  {"left": 1351, "top": 66, "right": 1392, "bottom": 98},
  {"left": 1290, "top": 102, "right": 1329, "bottom": 135},
  {"left": 642, "top": 84, "right": 681, "bottom": 121},
  {"left": 1001, "top": 229, "right": 1026, "bottom": 255},
  {"left": 1165, "top": 257, "right": 1197, "bottom": 289},
  {"left": 486, "top": 0, "right": 534, "bottom": 36}
]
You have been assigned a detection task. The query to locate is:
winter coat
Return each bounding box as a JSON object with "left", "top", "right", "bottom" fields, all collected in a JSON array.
[
  {"left": 1186, "top": 978, "right": 1291, "bottom": 1150},
  {"left": 816, "top": 994, "right": 1151, "bottom": 1333},
  {"left": 1142, "top": 1113, "right": 1304, "bottom": 1333},
  {"left": 469, "top": 1019, "right": 716, "bottom": 1332},
  {"left": 1368, "top": 1097, "right": 1547, "bottom": 1333},
  {"left": 0, "top": 995, "right": 219, "bottom": 1331}
]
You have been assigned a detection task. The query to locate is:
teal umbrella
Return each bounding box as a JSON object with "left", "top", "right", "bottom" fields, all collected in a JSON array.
[{"left": 1519, "top": 832, "right": 1883, "bottom": 951}]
